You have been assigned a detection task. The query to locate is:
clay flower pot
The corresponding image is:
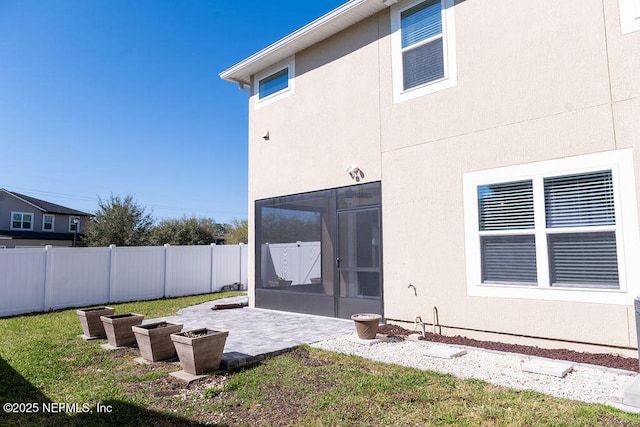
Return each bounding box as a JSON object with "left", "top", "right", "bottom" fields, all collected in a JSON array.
[
  {"left": 100, "top": 313, "right": 145, "bottom": 347},
  {"left": 76, "top": 306, "right": 115, "bottom": 338},
  {"left": 170, "top": 328, "right": 229, "bottom": 375},
  {"left": 351, "top": 313, "right": 382, "bottom": 340},
  {"left": 133, "top": 321, "right": 183, "bottom": 362}
]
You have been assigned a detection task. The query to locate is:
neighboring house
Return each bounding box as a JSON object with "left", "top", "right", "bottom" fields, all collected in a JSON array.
[
  {"left": 0, "top": 189, "right": 90, "bottom": 248},
  {"left": 221, "top": 0, "right": 640, "bottom": 352}
]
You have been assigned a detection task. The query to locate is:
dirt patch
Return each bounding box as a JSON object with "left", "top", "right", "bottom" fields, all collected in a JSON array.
[
  {"left": 378, "top": 324, "right": 639, "bottom": 373},
  {"left": 287, "top": 346, "right": 333, "bottom": 367}
]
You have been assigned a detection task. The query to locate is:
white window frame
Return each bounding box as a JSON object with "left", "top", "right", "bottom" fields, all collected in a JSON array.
[
  {"left": 253, "top": 56, "right": 295, "bottom": 110},
  {"left": 619, "top": 0, "right": 640, "bottom": 34},
  {"left": 11, "top": 211, "right": 36, "bottom": 231},
  {"left": 390, "top": 0, "right": 457, "bottom": 103},
  {"left": 42, "top": 214, "right": 55, "bottom": 232},
  {"left": 463, "top": 149, "right": 640, "bottom": 305},
  {"left": 10, "top": 212, "right": 34, "bottom": 231},
  {"left": 68, "top": 216, "right": 80, "bottom": 233}
]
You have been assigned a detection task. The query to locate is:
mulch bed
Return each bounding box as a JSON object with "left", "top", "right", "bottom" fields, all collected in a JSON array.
[{"left": 378, "top": 324, "right": 640, "bottom": 373}]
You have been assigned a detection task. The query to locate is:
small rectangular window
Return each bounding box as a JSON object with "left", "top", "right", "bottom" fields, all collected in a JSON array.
[
  {"left": 69, "top": 217, "right": 80, "bottom": 232},
  {"left": 43, "top": 214, "right": 55, "bottom": 231},
  {"left": 259, "top": 68, "right": 289, "bottom": 99},
  {"left": 253, "top": 57, "right": 295, "bottom": 109}
]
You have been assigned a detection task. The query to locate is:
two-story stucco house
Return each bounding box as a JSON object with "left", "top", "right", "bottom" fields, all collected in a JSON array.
[
  {"left": 0, "top": 189, "right": 90, "bottom": 248},
  {"left": 221, "top": 0, "right": 640, "bottom": 353}
]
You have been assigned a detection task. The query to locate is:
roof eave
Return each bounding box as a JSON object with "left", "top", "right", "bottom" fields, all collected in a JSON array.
[{"left": 219, "top": 0, "right": 388, "bottom": 86}]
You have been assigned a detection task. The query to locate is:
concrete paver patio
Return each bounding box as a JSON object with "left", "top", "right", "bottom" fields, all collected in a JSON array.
[{"left": 150, "top": 296, "right": 355, "bottom": 369}]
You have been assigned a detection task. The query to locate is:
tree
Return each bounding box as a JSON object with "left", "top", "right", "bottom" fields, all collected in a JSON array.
[
  {"left": 259, "top": 212, "right": 319, "bottom": 244},
  {"left": 225, "top": 218, "right": 248, "bottom": 244},
  {"left": 150, "top": 217, "right": 225, "bottom": 246},
  {"left": 85, "top": 194, "right": 154, "bottom": 246}
]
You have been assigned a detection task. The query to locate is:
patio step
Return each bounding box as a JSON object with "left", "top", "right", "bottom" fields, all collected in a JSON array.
[
  {"left": 423, "top": 345, "right": 467, "bottom": 359},
  {"left": 521, "top": 359, "right": 573, "bottom": 378}
]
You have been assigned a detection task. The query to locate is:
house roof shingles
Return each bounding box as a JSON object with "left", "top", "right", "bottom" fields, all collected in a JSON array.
[{"left": 1, "top": 189, "right": 90, "bottom": 216}]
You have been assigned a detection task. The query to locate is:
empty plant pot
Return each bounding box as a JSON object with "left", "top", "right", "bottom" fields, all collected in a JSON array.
[
  {"left": 351, "top": 313, "right": 382, "bottom": 340},
  {"left": 170, "top": 328, "right": 229, "bottom": 375},
  {"left": 100, "top": 313, "right": 145, "bottom": 347},
  {"left": 133, "top": 321, "right": 183, "bottom": 362},
  {"left": 76, "top": 306, "right": 115, "bottom": 338}
]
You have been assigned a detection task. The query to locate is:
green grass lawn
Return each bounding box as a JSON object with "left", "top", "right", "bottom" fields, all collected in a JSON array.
[{"left": 1, "top": 293, "right": 639, "bottom": 426}]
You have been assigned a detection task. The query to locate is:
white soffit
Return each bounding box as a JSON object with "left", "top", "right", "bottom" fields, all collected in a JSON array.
[{"left": 219, "top": 0, "right": 387, "bottom": 85}]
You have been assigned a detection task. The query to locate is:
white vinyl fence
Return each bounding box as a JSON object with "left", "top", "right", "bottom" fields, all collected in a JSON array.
[
  {"left": 260, "top": 242, "right": 321, "bottom": 285},
  {"left": 0, "top": 244, "right": 247, "bottom": 317}
]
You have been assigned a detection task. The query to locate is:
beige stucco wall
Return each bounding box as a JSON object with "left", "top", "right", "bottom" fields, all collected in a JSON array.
[{"left": 245, "top": 0, "right": 640, "bottom": 349}]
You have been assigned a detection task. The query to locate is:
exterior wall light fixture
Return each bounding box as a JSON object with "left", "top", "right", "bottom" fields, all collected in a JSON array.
[{"left": 345, "top": 165, "right": 363, "bottom": 181}]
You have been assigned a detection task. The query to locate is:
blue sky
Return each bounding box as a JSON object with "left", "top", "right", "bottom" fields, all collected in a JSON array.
[{"left": 0, "top": 0, "right": 344, "bottom": 224}]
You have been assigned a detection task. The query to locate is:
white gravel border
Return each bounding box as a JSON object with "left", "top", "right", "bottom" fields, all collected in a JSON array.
[{"left": 311, "top": 335, "right": 636, "bottom": 405}]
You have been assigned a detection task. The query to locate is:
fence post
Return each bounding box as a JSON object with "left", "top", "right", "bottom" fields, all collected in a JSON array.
[
  {"left": 108, "top": 245, "right": 116, "bottom": 303},
  {"left": 163, "top": 244, "right": 170, "bottom": 298},
  {"left": 210, "top": 243, "right": 216, "bottom": 293},
  {"left": 43, "top": 245, "right": 54, "bottom": 311},
  {"left": 239, "top": 243, "right": 244, "bottom": 289}
]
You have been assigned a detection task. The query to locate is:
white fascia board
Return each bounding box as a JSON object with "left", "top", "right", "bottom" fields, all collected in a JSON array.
[
  {"left": 219, "top": 0, "right": 387, "bottom": 85},
  {"left": 0, "top": 189, "right": 46, "bottom": 212}
]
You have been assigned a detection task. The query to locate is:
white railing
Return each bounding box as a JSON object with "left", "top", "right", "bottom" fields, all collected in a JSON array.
[{"left": 0, "top": 244, "right": 247, "bottom": 317}]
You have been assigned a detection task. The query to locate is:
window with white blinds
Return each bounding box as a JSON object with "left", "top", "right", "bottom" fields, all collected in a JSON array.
[
  {"left": 544, "top": 171, "right": 619, "bottom": 288},
  {"left": 391, "top": 0, "right": 456, "bottom": 102},
  {"left": 400, "top": 0, "right": 445, "bottom": 90},
  {"left": 478, "top": 181, "right": 534, "bottom": 231},
  {"left": 475, "top": 170, "right": 620, "bottom": 289},
  {"left": 478, "top": 181, "right": 536, "bottom": 284},
  {"left": 464, "top": 149, "right": 639, "bottom": 304},
  {"left": 544, "top": 171, "right": 615, "bottom": 228}
]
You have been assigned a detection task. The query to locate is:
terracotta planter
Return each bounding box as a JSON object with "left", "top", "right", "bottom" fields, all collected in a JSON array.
[
  {"left": 351, "top": 313, "right": 382, "bottom": 340},
  {"left": 171, "top": 328, "right": 229, "bottom": 375},
  {"left": 76, "top": 306, "right": 115, "bottom": 338},
  {"left": 100, "top": 313, "right": 145, "bottom": 347},
  {"left": 133, "top": 321, "right": 183, "bottom": 362}
]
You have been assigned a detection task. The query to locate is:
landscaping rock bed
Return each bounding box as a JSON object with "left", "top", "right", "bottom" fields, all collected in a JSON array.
[{"left": 378, "top": 324, "right": 639, "bottom": 373}]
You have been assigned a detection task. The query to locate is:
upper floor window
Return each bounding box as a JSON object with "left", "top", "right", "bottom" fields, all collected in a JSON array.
[
  {"left": 253, "top": 57, "right": 295, "bottom": 109},
  {"left": 391, "top": 0, "right": 457, "bottom": 103},
  {"left": 619, "top": 0, "right": 640, "bottom": 34},
  {"left": 43, "top": 214, "right": 55, "bottom": 231},
  {"left": 259, "top": 68, "right": 288, "bottom": 99},
  {"left": 463, "top": 149, "right": 640, "bottom": 305},
  {"left": 69, "top": 216, "right": 80, "bottom": 233},
  {"left": 11, "top": 212, "right": 33, "bottom": 230}
]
